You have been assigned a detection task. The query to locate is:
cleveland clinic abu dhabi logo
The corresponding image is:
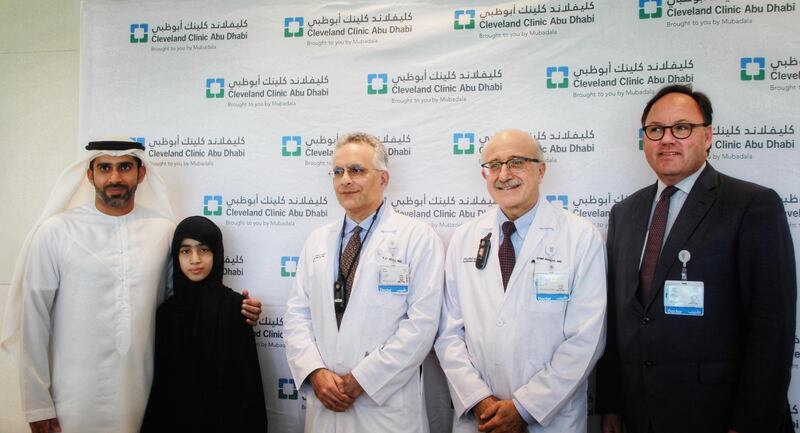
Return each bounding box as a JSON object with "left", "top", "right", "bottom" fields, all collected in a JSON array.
[
  {"left": 740, "top": 57, "right": 766, "bottom": 81},
  {"left": 278, "top": 378, "right": 298, "bottom": 400},
  {"left": 130, "top": 137, "right": 146, "bottom": 146},
  {"left": 546, "top": 66, "right": 569, "bottom": 89},
  {"left": 639, "top": 0, "right": 663, "bottom": 19},
  {"left": 546, "top": 195, "right": 569, "bottom": 210},
  {"left": 452, "top": 132, "right": 476, "bottom": 155},
  {"left": 282, "top": 135, "right": 302, "bottom": 157},
  {"left": 367, "top": 73, "right": 388, "bottom": 95},
  {"left": 284, "top": 17, "right": 304, "bottom": 37},
  {"left": 206, "top": 78, "right": 225, "bottom": 98},
  {"left": 203, "top": 195, "right": 223, "bottom": 216},
  {"left": 281, "top": 256, "right": 300, "bottom": 277},
  {"left": 454, "top": 9, "right": 476, "bottom": 30},
  {"left": 130, "top": 23, "right": 148, "bottom": 43},
  {"left": 638, "top": 128, "right": 645, "bottom": 150}
]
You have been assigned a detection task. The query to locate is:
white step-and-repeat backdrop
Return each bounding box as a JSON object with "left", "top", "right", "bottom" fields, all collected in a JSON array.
[{"left": 79, "top": 1, "right": 800, "bottom": 431}]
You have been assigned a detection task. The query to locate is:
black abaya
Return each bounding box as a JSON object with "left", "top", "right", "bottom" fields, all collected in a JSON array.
[{"left": 141, "top": 216, "right": 267, "bottom": 432}]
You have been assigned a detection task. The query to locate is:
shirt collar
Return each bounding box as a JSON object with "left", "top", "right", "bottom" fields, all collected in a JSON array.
[
  {"left": 497, "top": 200, "right": 539, "bottom": 239},
  {"left": 344, "top": 199, "right": 386, "bottom": 235},
  {"left": 656, "top": 161, "right": 706, "bottom": 198}
]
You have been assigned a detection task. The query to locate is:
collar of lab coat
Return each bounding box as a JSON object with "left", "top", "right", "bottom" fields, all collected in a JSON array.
[{"left": 322, "top": 205, "right": 401, "bottom": 273}]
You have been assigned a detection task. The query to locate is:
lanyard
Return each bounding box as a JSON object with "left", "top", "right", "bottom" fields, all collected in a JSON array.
[{"left": 334, "top": 201, "right": 383, "bottom": 313}]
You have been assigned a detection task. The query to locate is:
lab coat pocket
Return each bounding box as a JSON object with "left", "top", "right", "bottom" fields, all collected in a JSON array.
[
  {"left": 527, "top": 296, "right": 569, "bottom": 313},
  {"left": 368, "top": 291, "right": 409, "bottom": 311},
  {"left": 526, "top": 261, "right": 571, "bottom": 313},
  {"left": 308, "top": 250, "right": 328, "bottom": 278},
  {"left": 367, "top": 258, "right": 410, "bottom": 311}
]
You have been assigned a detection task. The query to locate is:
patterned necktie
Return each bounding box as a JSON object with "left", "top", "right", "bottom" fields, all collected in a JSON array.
[
  {"left": 499, "top": 221, "right": 517, "bottom": 290},
  {"left": 337, "top": 226, "right": 362, "bottom": 326},
  {"left": 639, "top": 185, "right": 678, "bottom": 303}
]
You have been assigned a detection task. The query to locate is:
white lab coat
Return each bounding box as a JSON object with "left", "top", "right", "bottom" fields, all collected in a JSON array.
[
  {"left": 434, "top": 202, "right": 606, "bottom": 433},
  {"left": 284, "top": 206, "right": 444, "bottom": 433}
]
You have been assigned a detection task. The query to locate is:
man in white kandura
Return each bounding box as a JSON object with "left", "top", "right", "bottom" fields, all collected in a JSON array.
[
  {"left": 284, "top": 132, "right": 444, "bottom": 433},
  {"left": 1, "top": 140, "right": 262, "bottom": 433},
  {"left": 435, "top": 129, "right": 606, "bottom": 433}
]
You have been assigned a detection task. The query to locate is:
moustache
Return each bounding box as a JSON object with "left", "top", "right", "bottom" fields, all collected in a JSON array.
[
  {"left": 494, "top": 178, "right": 522, "bottom": 190},
  {"left": 104, "top": 183, "right": 130, "bottom": 195}
]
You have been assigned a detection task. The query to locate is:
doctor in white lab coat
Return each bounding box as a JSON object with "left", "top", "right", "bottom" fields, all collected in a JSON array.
[
  {"left": 435, "top": 129, "right": 606, "bottom": 433},
  {"left": 284, "top": 132, "right": 444, "bottom": 433}
]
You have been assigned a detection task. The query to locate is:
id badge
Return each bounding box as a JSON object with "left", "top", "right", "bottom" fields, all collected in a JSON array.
[
  {"left": 663, "top": 280, "right": 704, "bottom": 316},
  {"left": 534, "top": 272, "right": 570, "bottom": 301},
  {"left": 379, "top": 264, "right": 409, "bottom": 294}
]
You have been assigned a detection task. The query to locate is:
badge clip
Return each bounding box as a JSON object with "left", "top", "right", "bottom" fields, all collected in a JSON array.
[{"left": 678, "top": 250, "right": 691, "bottom": 281}]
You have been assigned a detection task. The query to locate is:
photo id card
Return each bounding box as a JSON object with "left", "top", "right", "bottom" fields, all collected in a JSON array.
[
  {"left": 379, "top": 264, "right": 409, "bottom": 294},
  {"left": 664, "top": 280, "right": 704, "bottom": 316},
  {"left": 534, "top": 272, "right": 570, "bottom": 301}
]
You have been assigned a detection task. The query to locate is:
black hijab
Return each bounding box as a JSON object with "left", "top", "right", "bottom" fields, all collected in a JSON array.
[
  {"left": 172, "top": 215, "right": 225, "bottom": 299},
  {"left": 170, "top": 216, "right": 229, "bottom": 360}
]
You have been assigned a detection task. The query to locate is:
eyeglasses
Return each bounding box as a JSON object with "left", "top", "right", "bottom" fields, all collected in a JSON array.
[
  {"left": 329, "top": 165, "right": 379, "bottom": 178},
  {"left": 480, "top": 157, "right": 540, "bottom": 175},
  {"left": 642, "top": 122, "right": 709, "bottom": 140}
]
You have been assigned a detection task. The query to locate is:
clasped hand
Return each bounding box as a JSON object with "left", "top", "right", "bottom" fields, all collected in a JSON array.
[{"left": 309, "top": 368, "right": 364, "bottom": 412}]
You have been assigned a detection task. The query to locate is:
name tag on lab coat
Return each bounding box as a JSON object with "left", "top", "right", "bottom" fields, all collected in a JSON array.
[
  {"left": 379, "top": 264, "right": 409, "bottom": 294},
  {"left": 534, "top": 272, "right": 570, "bottom": 301}
]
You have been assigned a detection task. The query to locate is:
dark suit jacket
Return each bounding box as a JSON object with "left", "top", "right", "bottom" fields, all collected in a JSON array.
[{"left": 596, "top": 164, "right": 796, "bottom": 433}]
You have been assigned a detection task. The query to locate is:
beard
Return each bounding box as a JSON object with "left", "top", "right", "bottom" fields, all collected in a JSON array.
[{"left": 95, "top": 183, "right": 137, "bottom": 208}]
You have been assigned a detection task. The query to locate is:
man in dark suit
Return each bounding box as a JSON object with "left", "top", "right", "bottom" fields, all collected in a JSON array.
[{"left": 597, "top": 84, "right": 796, "bottom": 433}]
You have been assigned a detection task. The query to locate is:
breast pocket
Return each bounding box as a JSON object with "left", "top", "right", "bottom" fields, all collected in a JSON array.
[
  {"left": 526, "top": 261, "right": 571, "bottom": 314},
  {"left": 308, "top": 251, "right": 329, "bottom": 279},
  {"left": 368, "top": 291, "right": 409, "bottom": 310},
  {"left": 527, "top": 295, "right": 569, "bottom": 313},
  {"left": 363, "top": 259, "right": 409, "bottom": 311}
]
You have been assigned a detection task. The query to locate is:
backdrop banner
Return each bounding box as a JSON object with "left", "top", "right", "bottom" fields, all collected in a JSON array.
[{"left": 80, "top": 1, "right": 800, "bottom": 431}]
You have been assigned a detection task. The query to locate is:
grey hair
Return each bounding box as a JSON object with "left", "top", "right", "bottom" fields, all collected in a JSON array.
[
  {"left": 333, "top": 132, "right": 389, "bottom": 171},
  {"left": 531, "top": 137, "right": 544, "bottom": 161}
]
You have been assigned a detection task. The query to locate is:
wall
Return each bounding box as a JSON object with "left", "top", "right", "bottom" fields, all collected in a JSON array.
[{"left": 0, "top": 1, "right": 80, "bottom": 431}]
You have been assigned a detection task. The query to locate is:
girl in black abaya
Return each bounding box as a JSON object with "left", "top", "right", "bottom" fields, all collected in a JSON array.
[{"left": 141, "top": 216, "right": 267, "bottom": 432}]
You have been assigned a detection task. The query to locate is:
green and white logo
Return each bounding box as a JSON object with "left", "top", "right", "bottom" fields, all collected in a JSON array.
[
  {"left": 203, "top": 195, "right": 223, "bottom": 216},
  {"left": 454, "top": 10, "right": 476, "bottom": 30},
  {"left": 453, "top": 132, "right": 475, "bottom": 155},
  {"left": 639, "top": 0, "right": 663, "bottom": 19},
  {"left": 206, "top": 78, "right": 225, "bottom": 98},
  {"left": 278, "top": 378, "right": 298, "bottom": 400},
  {"left": 281, "top": 256, "right": 300, "bottom": 277},
  {"left": 130, "top": 23, "right": 148, "bottom": 43},
  {"left": 282, "top": 136, "right": 302, "bottom": 156},
  {"left": 546, "top": 66, "right": 569, "bottom": 89},
  {"left": 546, "top": 195, "right": 569, "bottom": 210},
  {"left": 367, "top": 73, "right": 388, "bottom": 95},
  {"left": 284, "top": 17, "right": 304, "bottom": 37},
  {"left": 740, "top": 57, "right": 766, "bottom": 81}
]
